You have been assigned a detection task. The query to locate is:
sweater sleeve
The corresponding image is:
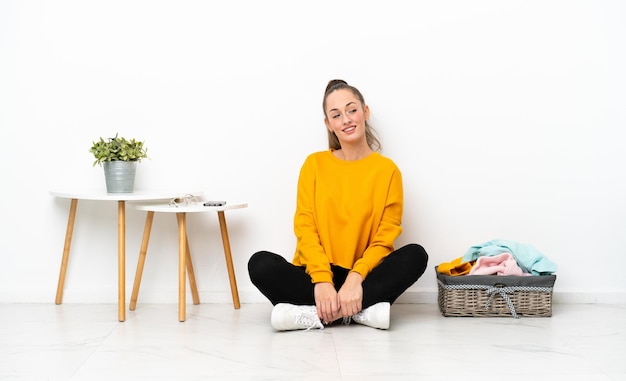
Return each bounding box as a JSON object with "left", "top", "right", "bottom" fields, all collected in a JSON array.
[
  {"left": 292, "top": 156, "right": 333, "bottom": 284},
  {"left": 351, "top": 167, "right": 403, "bottom": 279}
]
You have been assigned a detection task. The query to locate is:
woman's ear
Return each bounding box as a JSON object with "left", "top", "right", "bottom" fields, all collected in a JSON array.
[{"left": 364, "top": 104, "right": 370, "bottom": 121}]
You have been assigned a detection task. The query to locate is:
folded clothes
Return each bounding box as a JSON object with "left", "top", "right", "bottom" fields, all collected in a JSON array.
[
  {"left": 462, "top": 239, "right": 557, "bottom": 275},
  {"left": 437, "top": 256, "right": 474, "bottom": 276},
  {"left": 469, "top": 252, "right": 527, "bottom": 276}
]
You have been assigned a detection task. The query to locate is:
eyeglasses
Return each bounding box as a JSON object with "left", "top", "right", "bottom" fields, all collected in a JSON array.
[{"left": 169, "top": 194, "right": 199, "bottom": 207}]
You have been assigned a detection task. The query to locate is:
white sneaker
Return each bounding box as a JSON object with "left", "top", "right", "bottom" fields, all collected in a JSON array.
[
  {"left": 351, "top": 302, "right": 390, "bottom": 329},
  {"left": 271, "top": 303, "right": 324, "bottom": 331}
]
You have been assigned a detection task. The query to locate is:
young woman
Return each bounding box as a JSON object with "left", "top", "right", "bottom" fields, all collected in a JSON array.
[{"left": 248, "top": 79, "right": 428, "bottom": 330}]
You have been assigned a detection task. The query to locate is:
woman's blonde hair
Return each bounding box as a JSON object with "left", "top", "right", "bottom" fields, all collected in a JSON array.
[{"left": 323, "top": 79, "right": 381, "bottom": 152}]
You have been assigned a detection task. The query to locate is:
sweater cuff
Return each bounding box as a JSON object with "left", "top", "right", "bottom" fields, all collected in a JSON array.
[
  {"left": 310, "top": 271, "right": 333, "bottom": 284},
  {"left": 351, "top": 262, "right": 371, "bottom": 280}
]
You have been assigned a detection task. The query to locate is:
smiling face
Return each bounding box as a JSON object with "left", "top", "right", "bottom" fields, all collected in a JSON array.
[{"left": 324, "top": 89, "right": 370, "bottom": 148}]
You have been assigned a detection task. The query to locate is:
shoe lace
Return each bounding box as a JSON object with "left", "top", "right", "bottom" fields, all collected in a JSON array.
[
  {"left": 342, "top": 308, "right": 368, "bottom": 325},
  {"left": 295, "top": 309, "right": 324, "bottom": 331},
  {"left": 351, "top": 308, "right": 369, "bottom": 324}
]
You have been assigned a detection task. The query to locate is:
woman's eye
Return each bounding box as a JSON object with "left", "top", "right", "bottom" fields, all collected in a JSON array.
[
  {"left": 332, "top": 114, "right": 340, "bottom": 119},
  {"left": 348, "top": 109, "right": 357, "bottom": 114}
]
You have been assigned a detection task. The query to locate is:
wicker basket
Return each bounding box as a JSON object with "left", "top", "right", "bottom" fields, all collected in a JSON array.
[{"left": 436, "top": 267, "right": 556, "bottom": 318}]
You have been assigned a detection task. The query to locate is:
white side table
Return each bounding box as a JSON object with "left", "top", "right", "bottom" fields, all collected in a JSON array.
[
  {"left": 50, "top": 190, "right": 202, "bottom": 322},
  {"left": 131, "top": 201, "right": 248, "bottom": 321}
]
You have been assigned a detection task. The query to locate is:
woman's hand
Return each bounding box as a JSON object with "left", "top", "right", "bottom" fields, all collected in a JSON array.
[
  {"left": 337, "top": 272, "right": 363, "bottom": 318},
  {"left": 314, "top": 282, "right": 340, "bottom": 324}
]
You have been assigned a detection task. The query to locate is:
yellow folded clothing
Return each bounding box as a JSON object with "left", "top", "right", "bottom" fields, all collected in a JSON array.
[{"left": 437, "top": 257, "right": 475, "bottom": 276}]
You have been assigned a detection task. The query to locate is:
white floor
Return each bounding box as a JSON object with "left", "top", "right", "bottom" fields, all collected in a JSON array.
[{"left": 0, "top": 302, "right": 624, "bottom": 381}]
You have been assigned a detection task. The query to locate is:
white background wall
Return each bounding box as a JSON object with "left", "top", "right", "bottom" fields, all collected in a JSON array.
[{"left": 1, "top": 0, "right": 624, "bottom": 305}]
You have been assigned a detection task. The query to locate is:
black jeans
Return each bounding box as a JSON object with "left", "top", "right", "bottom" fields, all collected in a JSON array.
[{"left": 248, "top": 243, "right": 428, "bottom": 309}]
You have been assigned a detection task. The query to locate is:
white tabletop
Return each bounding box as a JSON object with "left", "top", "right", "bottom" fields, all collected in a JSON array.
[
  {"left": 50, "top": 189, "right": 203, "bottom": 202},
  {"left": 135, "top": 201, "right": 248, "bottom": 213}
]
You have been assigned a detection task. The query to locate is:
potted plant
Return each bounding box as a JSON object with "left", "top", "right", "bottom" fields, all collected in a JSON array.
[{"left": 90, "top": 133, "right": 149, "bottom": 193}]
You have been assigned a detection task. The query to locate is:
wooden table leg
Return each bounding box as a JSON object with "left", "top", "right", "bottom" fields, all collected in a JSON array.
[
  {"left": 177, "top": 212, "right": 187, "bottom": 322},
  {"left": 185, "top": 237, "right": 200, "bottom": 305},
  {"left": 118, "top": 200, "right": 126, "bottom": 322},
  {"left": 55, "top": 198, "right": 78, "bottom": 305},
  {"left": 217, "top": 211, "right": 240, "bottom": 309},
  {"left": 130, "top": 211, "right": 155, "bottom": 311}
]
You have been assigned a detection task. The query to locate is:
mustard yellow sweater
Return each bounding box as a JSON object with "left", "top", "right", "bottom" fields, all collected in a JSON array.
[{"left": 292, "top": 150, "right": 404, "bottom": 284}]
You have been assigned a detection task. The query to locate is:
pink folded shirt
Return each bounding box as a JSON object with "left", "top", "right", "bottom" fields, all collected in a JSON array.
[{"left": 468, "top": 252, "right": 527, "bottom": 276}]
